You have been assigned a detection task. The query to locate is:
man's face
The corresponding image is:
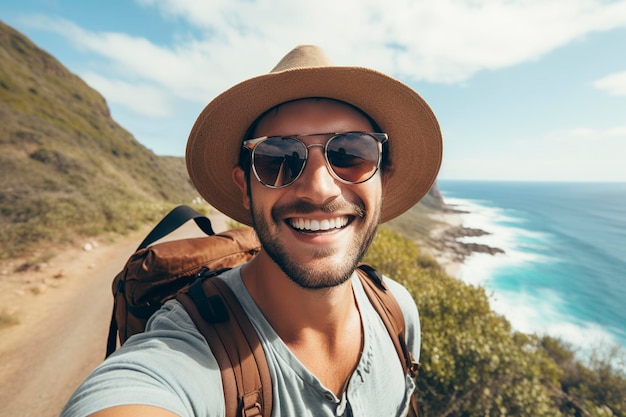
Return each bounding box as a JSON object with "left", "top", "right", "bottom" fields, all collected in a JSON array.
[{"left": 233, "top": 98, "right": 384, "bottom": 289}]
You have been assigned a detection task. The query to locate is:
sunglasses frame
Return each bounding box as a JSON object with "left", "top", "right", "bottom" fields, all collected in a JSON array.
[{"left": 242, "top": 131, "right": 388, "bottom": 188}]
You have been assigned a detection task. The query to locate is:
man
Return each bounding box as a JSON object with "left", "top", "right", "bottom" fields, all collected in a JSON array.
[{"left": 61, "top": 45, "right": 442, "bottom": 417}]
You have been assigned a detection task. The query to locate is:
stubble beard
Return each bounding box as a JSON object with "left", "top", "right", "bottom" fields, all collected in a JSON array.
[{"left": 250, "top": 198, "right": 381, "bottom": 290}]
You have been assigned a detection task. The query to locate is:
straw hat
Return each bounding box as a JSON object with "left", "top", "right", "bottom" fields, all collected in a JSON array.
[{"left": 186, "top": 45, "right": 443, "bottom": 225}]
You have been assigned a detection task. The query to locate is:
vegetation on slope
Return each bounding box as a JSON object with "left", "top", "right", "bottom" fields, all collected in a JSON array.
[
  {"left": 364, "top": 227, "right": 626, "bottom": 417},
  {"left": 0, "top": 22, "right": 202, "bottom": 259}
]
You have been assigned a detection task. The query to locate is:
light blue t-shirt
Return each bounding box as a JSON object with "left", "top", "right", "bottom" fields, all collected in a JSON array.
[{"left": 61, "top": 266, "right": 420, "bottom": 417}]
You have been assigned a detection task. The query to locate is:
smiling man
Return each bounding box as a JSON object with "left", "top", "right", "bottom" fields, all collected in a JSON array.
[
  {"left": 61, "top": 45, "right": 443, "bottom": 417},
  {"left": 236, "top": 99, "right": 383, "bottom": 291}
]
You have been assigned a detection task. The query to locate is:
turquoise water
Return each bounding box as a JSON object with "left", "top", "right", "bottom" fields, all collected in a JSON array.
[{"left": 437, "top": 180, "right": 626, "bottom": 354}]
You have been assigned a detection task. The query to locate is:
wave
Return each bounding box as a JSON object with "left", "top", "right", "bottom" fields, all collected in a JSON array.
[
  {"left": 491, "top": 288, "right": 622, "bottom": 347},
  {"left": 446, "top": 196, "right": 554, "bottom": 286},
  {"left": 440, "top": 193, "right": 626, "bottom": 365}
]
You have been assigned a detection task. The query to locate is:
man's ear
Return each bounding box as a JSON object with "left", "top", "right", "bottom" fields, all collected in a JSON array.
[{"left": 232, "top": 166, "right": 250, "bottom": 210}]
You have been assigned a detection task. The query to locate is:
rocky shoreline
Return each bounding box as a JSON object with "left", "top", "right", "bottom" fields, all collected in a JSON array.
[
  {"left": 426, "top": 207, "right": 505, "bottom": 278},
  {"left": 440, "top": 224, "right": 505, "bottom": 258}
]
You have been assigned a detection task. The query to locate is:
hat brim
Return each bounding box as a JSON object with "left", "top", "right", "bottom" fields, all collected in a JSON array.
[{"left": 186, "top": 66, "right": 443, "bottom": 226}]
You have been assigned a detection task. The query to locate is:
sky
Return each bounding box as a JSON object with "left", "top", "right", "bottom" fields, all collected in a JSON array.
[{"left": 2, "top": 0, "right": 626, "bottom": 182}]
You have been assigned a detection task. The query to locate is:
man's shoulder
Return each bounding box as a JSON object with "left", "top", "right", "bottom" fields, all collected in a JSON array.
[
  {"left": 145, "top": 298, "right": 197, "bottom": 333},
  {"left": 61, "top": 300, "right": 224, "bottom": 417},
  {"left": 384, "top": 276, "right": 417, "bottom": 314}
]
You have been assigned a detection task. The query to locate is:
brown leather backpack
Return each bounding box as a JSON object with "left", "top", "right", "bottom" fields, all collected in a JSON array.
[{"left": 107, "top": 205, "right": 420, "bottom": 417}]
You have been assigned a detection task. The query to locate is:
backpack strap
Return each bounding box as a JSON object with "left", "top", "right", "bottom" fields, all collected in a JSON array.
[
  {"left": 357, "top": 264, "right": 421, "bottom": 417},
  {"left": 177, "top": 276, "right": 272, "bottom": 417},
  {"left": 136, "top": 205, "right": 215, "bottom": 250}
]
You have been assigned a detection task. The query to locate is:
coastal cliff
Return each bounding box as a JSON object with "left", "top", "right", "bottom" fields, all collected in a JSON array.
[{"left": 389, "top": 184, "right": 504, "bottom": 277}]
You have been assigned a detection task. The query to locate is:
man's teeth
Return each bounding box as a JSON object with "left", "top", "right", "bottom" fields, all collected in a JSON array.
[{"left": 289, "top": 216, "right": 349, "bottom": 231}]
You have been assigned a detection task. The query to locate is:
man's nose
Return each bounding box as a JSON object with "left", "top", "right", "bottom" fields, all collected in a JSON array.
[{"left": 292, "top": 146, "right": 342, "bottom": 204}]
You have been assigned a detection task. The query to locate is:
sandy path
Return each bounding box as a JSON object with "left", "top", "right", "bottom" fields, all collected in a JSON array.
[{"left": 0, "top": 212, "right": 229, "bottom": 417}]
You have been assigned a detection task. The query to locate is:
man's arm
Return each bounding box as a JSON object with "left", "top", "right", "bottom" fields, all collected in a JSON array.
[
  {"left": 89, "top": 405, "right": 179, "bottom": 417},
  {"left": 60, "top": 301, "right": 224, "bottom": 417}
]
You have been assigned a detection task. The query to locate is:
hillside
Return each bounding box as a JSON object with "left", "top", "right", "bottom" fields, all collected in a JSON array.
[{"left": 0, "top": 21, "right": 200, "bottom": 259}]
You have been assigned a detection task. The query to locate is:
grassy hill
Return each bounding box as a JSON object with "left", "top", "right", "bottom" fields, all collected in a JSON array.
[{"left": 0, "top": 21, "right": 201, "bottom": 259}]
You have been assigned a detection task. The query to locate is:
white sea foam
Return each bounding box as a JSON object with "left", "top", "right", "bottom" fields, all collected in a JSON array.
[
  {"left": 446, "top": 197, "right": 550, "bottom": 250},
  {"left": 489, "top": 288, "right": 625, "bottom": 371},
  {"left": 443, "top": 194, "right": 626, "bottom": 369},
  {"left": 447, "top": 197, "right": 551, "bottom": 286}
]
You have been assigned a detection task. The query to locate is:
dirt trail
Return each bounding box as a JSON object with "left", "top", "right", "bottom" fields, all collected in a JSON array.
[{"left": 0, "top": 213, "right": 229, "bottom": 417}]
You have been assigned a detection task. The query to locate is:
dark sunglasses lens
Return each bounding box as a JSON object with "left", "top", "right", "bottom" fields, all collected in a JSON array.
[
  {"left": 327, "top": 133, "right": 380, "bottom": 183},
  {"left": 253, "top": 137, "right": 306, "bottom": 187}
]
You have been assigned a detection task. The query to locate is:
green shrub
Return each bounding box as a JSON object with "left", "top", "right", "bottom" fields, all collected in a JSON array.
[
  {"left": 0, "top": 193, "right": 175, "bottom": 259},
  {"left": 541, "top": 336, "right": 626, "bottom": 416}
]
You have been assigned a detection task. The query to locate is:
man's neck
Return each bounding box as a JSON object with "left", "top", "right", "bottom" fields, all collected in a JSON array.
[
  {"left": 240, "top": 252, "right": 363, "bottom": 395},
  {"left": 240, "top": 251, "right": 358, "bottom": 336}
]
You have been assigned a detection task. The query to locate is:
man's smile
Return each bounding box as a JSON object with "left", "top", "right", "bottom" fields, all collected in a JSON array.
[{"left": 287, "top": 216, "right": 350, "bottom": 232}]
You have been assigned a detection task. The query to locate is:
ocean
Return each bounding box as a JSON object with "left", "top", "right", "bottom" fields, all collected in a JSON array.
[{"left": 436, "top": 180, "right": 626, "bottom": 359}]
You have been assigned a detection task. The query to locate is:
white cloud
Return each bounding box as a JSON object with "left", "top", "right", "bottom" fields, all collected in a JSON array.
[
  {"left": 439, "top": 123, "right": 626, "bottom": 181},
  {"left": 593, "top": 71, "right": 626, "bottom": 96},
  {"left": 440, "top": 154, "right": 626, "bottom": 182},
  {"left": 134, "top": 0, "right": 626, "bottom": 83},
  {"left": 607, "top": 126, "right": 626, "bottom": 137},
  {"left": 26, "top": 1, "right": 626, "bottom": 88},
  {"left": 22, "top": 15, "right": 233, "bottom": 103},
  {"left": 80, "top": 72, "right": 172, "bottom": 117},
  {"left": 562, "top": 126, "right": 626, "bottom": 141},
  {"left": 19, "top": 0, "right": 626, "bottom": 119}
]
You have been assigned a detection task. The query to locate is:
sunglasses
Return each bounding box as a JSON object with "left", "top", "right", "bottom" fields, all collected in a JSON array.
[{"left": 242, "top": 132, "right": 388, "bottom": 188}]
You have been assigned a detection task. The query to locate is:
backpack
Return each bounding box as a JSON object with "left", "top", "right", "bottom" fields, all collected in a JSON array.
[{"left": 107, "top": 205, "right": 420, "bottom": 417}]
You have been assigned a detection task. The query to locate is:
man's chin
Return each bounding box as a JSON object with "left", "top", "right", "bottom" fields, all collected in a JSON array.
[{"left": 275, "top": 253, "right": 358, "bottom": 290}]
